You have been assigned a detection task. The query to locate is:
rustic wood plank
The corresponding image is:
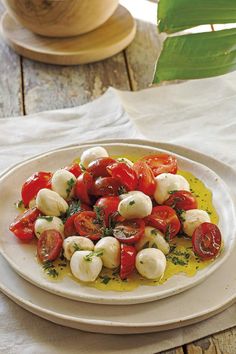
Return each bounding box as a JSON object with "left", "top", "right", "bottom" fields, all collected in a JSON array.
[
  {"left": 159, "top": 346, "right": 184, "bottom": 354},
  {"left": 0, "top": 3, "right": 23, "bottom": 117},
  {"left": 186, "top": 327, "right": 236, "bottom": 354},
  {"left": 22, "top": 53, "right": 130, "bottom": 114},
  {"left": 123, "top": 0, "right": 162, "bottom": 90}
]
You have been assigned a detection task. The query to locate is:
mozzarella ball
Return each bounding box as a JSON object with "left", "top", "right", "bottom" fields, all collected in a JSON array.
[
  {"left": 94, "top": 237, "right": 120, "bottom": 269},
  {"left": 183, "top": 209, "right": 211, "bottom": 237},
  {"left": 136, "top": 227, "right": 170, "bottom": 255},
  {"left": 116, "top": 157, "right": 134, "bottom": 167},
  {"left": 135, "top": 248, "right": 166, "bottom": 280},
  {"left": 51, "top": 169, "right": 76, "bottom": 200},
  {"left": 154, "top": 173, "right": 190, "bottom": 204},
  {"left": 80, "top": 146, "right": 109, "bottom": 169},
  {"left": 63, "top": 236, "right": 94, "bottom": 260},
  {"left": 34, "top": 216, "right": 64, "bottom": 239},
  {"left": 118, "top": 191, "right": 152, "bottom": 219},
  {"left": 70, "top": 250, "right": 103, "bottom": 282},
  {"left": 36, "top": 188, "right": 68, "bottom": 216}
]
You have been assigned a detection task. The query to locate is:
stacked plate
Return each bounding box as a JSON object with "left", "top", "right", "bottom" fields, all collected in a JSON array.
[{"left": 0, "top": 140, "right": 235, "bottom": 334}]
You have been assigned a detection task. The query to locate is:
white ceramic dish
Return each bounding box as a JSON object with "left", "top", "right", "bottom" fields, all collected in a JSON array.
[
  {"left": 0, "top": 140, "right": 235, "bottom": 334},
  {"left": 0, "top": 142, "right": 235, "bottom": 305}
]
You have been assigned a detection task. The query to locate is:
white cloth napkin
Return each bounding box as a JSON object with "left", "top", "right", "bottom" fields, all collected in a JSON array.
[{"left": 0, "top": 72, "right": 236, "bottom": 354}]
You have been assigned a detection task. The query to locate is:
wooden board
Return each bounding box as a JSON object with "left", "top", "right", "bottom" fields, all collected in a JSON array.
[{"left": 0, "top": 5, "right": 136, "bottom": 65}]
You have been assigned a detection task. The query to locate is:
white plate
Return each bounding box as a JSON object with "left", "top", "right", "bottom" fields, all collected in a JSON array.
[
  {"left": 0, "top": 140, "right": 236, "bottom": 334},
  {"left": 0, "top": 142, "right": 235, "bottom": 305}
]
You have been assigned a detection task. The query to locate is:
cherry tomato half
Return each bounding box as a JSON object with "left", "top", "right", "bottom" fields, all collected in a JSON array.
[
  {"left": 65, "top": 163, "right": 82, "bottom": 178},
  {"left": 107, "top": 162, "right": 138, "bottom": 191},
  {"left": 145, "top": 206, "right": 180, "bottom": 240},
  {"left": 133, "top": 161, "right": 156, "bottom": 196},
  {"left": 37, "top": 229, "right": 63, "bottom": 262},
  {"left": 95, "top": 196, "right": 120, "bottom": 227},
  {"left": 120, "top": 244, "right": 137, "bottom": 280},
  {"left": 92, "top": 177, "right": 121, "bottom": 197},
  {"left": 141, "top": 153, "right": 178, "bottom": 176},
  {"left": 87, "top": 157, "right": 116, "bottom": 178},
  {"left": 64, "top": 203, "right": 92, "bottom": 237},
  {"left": 74, "top": 172, "right": 93, "bottom": 205},
  {"left": 74, "top": 211, "right": 104, "bottom": 241},
  {"left": 192, "top": 222, "right": 222, "bottom": 260},
  {"left": 164, "top": 190, "right": 197, "bottom": 211},
  {"left": 113, "top": 219, "right": 145, "bottom": 244},
  {"left": 9, "top": 207, "right": 41, "bottom": 241},
  {"left": 21, "top": 171, "right": 52, "bottom": 207}
]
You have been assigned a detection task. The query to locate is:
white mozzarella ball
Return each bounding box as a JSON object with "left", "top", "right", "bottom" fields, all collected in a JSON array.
[
  {"left": 34, "top": 216, "right": 64, "bottom": 239},
  {"left": 183, "top": 209, "right": 211, "bottom": 237},
  {"left": 70, "top": 250, "right": 103, "bottom": 282},
  {"left": 36, "top": 188, "right": 68, "bottom": 216},
  {"left": 154, "top": 173, "right": 190, "bottom": 204},
  {"left": 51, "top": 169, "right": 76, "bottom": 200},
  {"left": 94, "top": 237, "right": 120, "bottom": 269},
  {"left": 118, "top": 191, "right": 152, "bottom": 219},
  {"left": 116, "top": 157, "right": 134, "bottom": 167},
  {"left": 63, "top": 236, "right": 94, "bottom": 260},
  {"left": 80, "top": 146, "right": 109, "bottom": 169},
  {"left": 136, "top": 227, "right": 170, "bottom": 255},
  {"left": 135, "top": 248, "right": 166, "bottom": 280}
]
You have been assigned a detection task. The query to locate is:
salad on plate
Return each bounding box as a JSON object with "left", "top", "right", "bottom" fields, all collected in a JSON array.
[{"left": 9, "top": 146, "right": 222, "bottom": 291}]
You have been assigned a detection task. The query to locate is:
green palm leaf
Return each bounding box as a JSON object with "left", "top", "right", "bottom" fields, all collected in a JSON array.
[
  {"left": 154, "top": 0, "right": 236, "bottom": 83},
  {"left": 158, "top": 0, "right": 236, "bottom": 34}
]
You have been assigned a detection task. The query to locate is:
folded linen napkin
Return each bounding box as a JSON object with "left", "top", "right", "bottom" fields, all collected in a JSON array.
[{"left": 0, "top": 71, "right": 236, "bottom": 354}]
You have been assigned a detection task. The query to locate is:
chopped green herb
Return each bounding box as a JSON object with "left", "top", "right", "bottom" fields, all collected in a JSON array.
[
  {"left": 103, "top": 227, "right": 113, "bottom": 237},
  {"left": 99, "top": 275, "right": 111, "bottom": 284},
  {"left": 175, "top": 208, "right": 186, "bottom": 222},
  {"left": 79, "top": 163, "right": 86, "bottom": 172},
  {"left": 73, "top": 243, "right": 81, "bottom": 252},
  {"left": 94, "top": 206, "right": 105, "bottom": 226},
  {"left": 66, "top": 178, "right": 75, "bottom": 196},
  {"left": 58, "top": 263, "right": 67, "bottom": 267},
  {"left": 112, "top": 267, "right": 120, "bottom": 276},
  {"left": 42, "top": 261, "right": 59, "bottom": 278},
  {"left": 151, "top": 243, "right": 158, "bottom": 249},
  {"left": 118, "top": 186, "right": 127, "bottom": 195},
  {"left": 170, "top": 256, "right": 187, "bottom": 266},
  {"left": 62, "top": 199, "right": 81, "bottom": 223},
  {"left": 168, "top": 190, "right": 178, "bottom": 195},
  {"left": 84, "top": 250, "right": 104, "bottom": 262},
  {"left": 151, "top": 229, "right": 157, "bottom": 235},
  {"left": 15, "top": 200, "right": 24, "bottom": 209},
  {"left": 129, "top": 200, "right": 135, "bottom": 206},
  {"left": 38, "top": 216, "right": 54, "bottom": 222},
  {"left": 140, "top": 261, "right": 144, "bottom": 264}
]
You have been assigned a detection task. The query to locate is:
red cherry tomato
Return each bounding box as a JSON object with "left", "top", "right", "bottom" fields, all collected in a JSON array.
[
  {"left": 95, "top": 196, "right": 120, "bottom": 227},
  {"left": 9, "top": 208, "right": 41, "bottom": 241},
  {"left": 74, "top": 211, "right": 104, "bottom": 241},
  {"left": 145, "top": 206, "right": 180, "bottom": 240},
  {"left": 87, "top": 157, "right": 116, "bottom": 178},
  {"left": 164, "top": 190, "right": 197, "bottom": 211},
  {"left": 133, "top": 161, "right": 156, "bottom": 196},
  {"left": 92, "top": 177, "right": 121, "bottom": 197},
  {"left": 64, "top": 203, "right": 92, "bottom": 237},
  {"left": 21, "top": 171, "right": 52, "bottom": 207},
  {"left": 192, "top": 222, "right": 222, "bottom": 260},
  {"left": 107, "top": 162, "right": 138, "bottom": 191},
  {"left": 113, "top": 219, "right": 145, "bottom": 244},
  {"left": 120, "top": 244, "right": 137, "bottom": 280},
  {"left": 141, "top": 153, "right": 178, "bottom": 176},
  {"left": 74, "top": 172, "right": 93, "bottom": 205},
  {"left": 37, "top": 229, "right": 63, "bottom": 263},
  {"left": 65, "top": 163, "right": 82, "bottom": 178}
]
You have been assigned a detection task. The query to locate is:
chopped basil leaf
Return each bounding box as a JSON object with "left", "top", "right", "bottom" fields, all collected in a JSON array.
[
  {"left": 42, "top": 261, "right": 59, "bottom": 278},
  {"left": 151, "top": 229, "right": 157, "bottom": 235},
  {"left": 129, "top": 200, "right": 135, "bottom": 206},
  {"left": 73, "top": 243, "right": 81, "bottom": 252},
  {"left": 38, "top": 216, "right": 53, "bottom": 222},
  {"left": 66, "top": 178, "right": 75, "bottom": 196},
  {"left": 84, "top": 250, "right": 104, "bottom": 262},
  {"left": 118, "top": 186, "right": 127, "bottom": 195},
  {"left": 99, "top": 275, "right": 111, "bottom": 284}
]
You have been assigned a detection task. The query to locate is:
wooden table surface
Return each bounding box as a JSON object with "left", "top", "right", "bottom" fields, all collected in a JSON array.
[{"left": 0, "top": 1, "right": 235, "bottom": 353}]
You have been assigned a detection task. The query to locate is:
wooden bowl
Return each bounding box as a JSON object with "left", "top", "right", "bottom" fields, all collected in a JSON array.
[{"left": 1, "top": 0, "right": 119, "bottom": 37}]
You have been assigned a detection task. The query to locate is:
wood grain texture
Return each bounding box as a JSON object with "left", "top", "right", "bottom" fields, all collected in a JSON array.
[
  {"left": 0, "top": 2, "right": 23, "bottom": 117},
  {"left": 124, "top": 0, "right": 163, "bottom": 90},
  {"left": 22, "top": 53, "right": 130, "bottom": 114},
  {"left": 186, "top": 328, "right": 236, "bottom": 354},
  {"left": 1, "top": 6, "right": 136, "bottom": 65}
]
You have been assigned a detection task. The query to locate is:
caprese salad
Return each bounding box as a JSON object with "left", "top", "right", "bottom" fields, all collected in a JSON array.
[{"left": 9, "top": 146, "right": 222, "bottom": 286}]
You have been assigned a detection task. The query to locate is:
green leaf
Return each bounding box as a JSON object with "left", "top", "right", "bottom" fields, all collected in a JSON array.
[
  {"left": 153, "top": 28, "right": 236, "bottom": 83},
  {"left": 158, "top": 0, "right": 236, "bottom": 34}
]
